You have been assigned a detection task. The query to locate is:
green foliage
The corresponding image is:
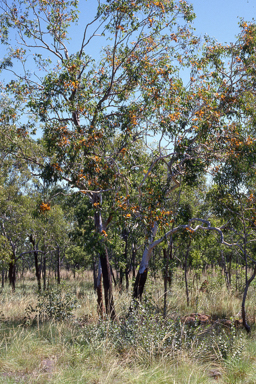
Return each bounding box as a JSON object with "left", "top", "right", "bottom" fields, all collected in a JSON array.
[
  {"left": 0, "top": 235, "right": 11, "bottom": 264},
  {"left": 25, "top": 287, "right": 79, "bottom": 323},
  {"left": 77, "top": 306, "right": 245, "bottom": 364}
]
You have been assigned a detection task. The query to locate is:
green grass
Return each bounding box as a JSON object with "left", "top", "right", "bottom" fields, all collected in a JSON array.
[{"left": 0, "top": 268, "right": 255, "bottom": 383}]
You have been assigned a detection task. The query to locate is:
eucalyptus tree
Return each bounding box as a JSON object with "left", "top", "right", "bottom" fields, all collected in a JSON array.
[
  {"left": 0, "top": 0, "right": 198, "bottom": 316},
  {"left": 2, "top": 0, "right": 256, "bottom": 315}
]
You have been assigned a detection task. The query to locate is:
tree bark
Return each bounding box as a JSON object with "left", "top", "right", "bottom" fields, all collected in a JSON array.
[
  {"left": 133, "top": 268, "right": 148, "bottom": 300},
  {"left": 56, "top": 245, "right": 60, "bottom": 284},
  {"left": 96, "top": 258, "right": 104, "bottom": 317},
  {"left": 242, "top": 265, "right": 256, "bottom": 333},
  {"left": 43, "top": 255, "right": 46, "bottom": 291},
  {"left": 125, "top": 268, "right": 129, "bottom": 291},
  {"left": 93, "top": 193, "right": 116, "bottom": 320},
  {"left": 100, "top": 249, "right": 116, "bottom": 319},
  {"left": 9, "top": 261, "right": 15, "bottom": 292},
  {"left": 133, "top": 223, "right": 158, "bottom": 300},
  {"left": 119, "top": 267, "right": 123, "bottom": 289},
  {"left": 131, "top": 243, "right": 136, "bottom": 278},
  {"left": 29, "top": 235, "right": 41, "bottom": 291},
  {"left": 163, "top": 248, "right": 168, "bottom": 318},
  {"left": 184, "top": 240, "right": 191, "bottom": 307}
]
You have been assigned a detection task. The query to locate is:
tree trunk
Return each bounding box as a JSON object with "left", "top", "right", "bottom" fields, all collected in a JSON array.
[
  {"left": 119, "top": 267, "right": 123, "bottom": 289},
  {"left": 29, "top": 235, "right": 41, "bottom": 291},
  {"left": 163, "top": 248, "right": 168, "bottom": 318},
  {"left": 242, "top": 265, "right": 256, "bottom": 333},
  {"left": 125, "top": 269, "right": 129, "bottom": 291},
  {"left": 96, "top": 258, "right": 104, "bottom": 317},
  {"left": 56, "top": 246, "right": 60, "bottom": 284},
  {"left": 100, "top": 249, "right": 116, "bottom": 320},
  {"left": 131, "top": 243, "right": 136, "bottom": 278},
  {"left": 43, "top": 255, "right": 46, "bottom": 291},
  {"left": 93, "top": 193, "right": 116, "bottom": 320},
  {"left": 133, "top": 268, "right": 148, "bottom": 300},
  {"left": 228, "top": 253, "right": 232, "bottom": 286},
  {"left": 9, "top": 261, "right": 15, "bottom": 292},
  {"left": 110, "top": 264, "right": 117, "bottom": 286},
  {"left": 133, "top": 223, "right": 158, "bottom": 300},
  {"left": 2, "top": 269, "right": 4, "bottom": 289},
  {"left": 184, "top": 241, "right": 191, "bottom": 307},
  {"left": 35, "top": 249, "right": 41, "bottom": 291}
]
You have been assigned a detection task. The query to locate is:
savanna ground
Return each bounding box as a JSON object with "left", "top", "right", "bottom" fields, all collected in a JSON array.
[{"left": 0, "top": 268, "right": 255, "bottom": 384}]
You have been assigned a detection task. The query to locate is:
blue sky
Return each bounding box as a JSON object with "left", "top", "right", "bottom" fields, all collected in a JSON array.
[
  {"left": 192, "top": 0, "right": 255, "bottom": 43},
  {"left": 61, "top": 0, "right": 256, "bottom": 76},
  {"left": 2, "top": 0, "right": 255, "bottom": 74}
]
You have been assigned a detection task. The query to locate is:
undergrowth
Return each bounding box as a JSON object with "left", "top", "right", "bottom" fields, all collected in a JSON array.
[{"left": 0, "top": 269, "right": 255, "bottom": 383}]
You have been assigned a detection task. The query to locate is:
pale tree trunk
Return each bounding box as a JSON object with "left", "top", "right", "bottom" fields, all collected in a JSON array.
[{"left": 133, "top": 223, "right": 158, "bottom": 300}]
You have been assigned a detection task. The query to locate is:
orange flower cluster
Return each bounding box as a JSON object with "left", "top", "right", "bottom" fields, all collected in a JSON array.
[{"left": 39, "top": 202, "right": 51, "bottom": 213}]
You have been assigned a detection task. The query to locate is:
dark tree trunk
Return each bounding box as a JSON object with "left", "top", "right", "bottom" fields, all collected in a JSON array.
[
  {"left": 133, "top": 268, "right": 148, "bottom": 300},
  {"left": 43, "top": 255, "right": 46, "bottom": 291},
  {"left": 56, "top": 246, "right": 60, "bottom": 284},
  {"left": 9, "top": 261, "right": 15, "bottom": 292},
  {"left": 131, "top": 244, "right": 136, "bottom": 278},
  {"left": 93, "top": 193, "right": 116, "bottom": 320},
  {"left": 125, "top": 269, "right": 129, "bottom": 291},
  {"left": 35, "top": 250, "right": 41, "bottom": 291},
  {"left": 100, "top": 249, "right": 116, "bottom": 320},
  {"left": 2, "top": 269, "right": 4, "bottom": 289},
  {"left": 96, "top": 259, "right": 104, "bottom": 317},
  {"left": 119, "top": 267, "right": 123, "bottom": 289},
  {"left": 168, "top": 242, "right": 173, "bottom": 288},
  {"left": 242, "top": 265, "right": 256, "bottom": 333},
  {"left": 29, "top": 235, "right": 41, "bottom": 291}
]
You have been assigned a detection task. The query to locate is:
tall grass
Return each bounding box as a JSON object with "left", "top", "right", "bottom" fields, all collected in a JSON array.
[{"left": 0, "top": 268, "right": 255, "bottom": 383}]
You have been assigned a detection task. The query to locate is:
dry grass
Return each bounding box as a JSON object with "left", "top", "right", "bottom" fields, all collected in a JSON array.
[{"left": 0, "top": 267, "right": 255, "bottom": 383}]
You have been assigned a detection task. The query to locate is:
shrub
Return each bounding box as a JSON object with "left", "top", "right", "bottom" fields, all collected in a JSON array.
[{"left": 25, "top": 287, "right": 79, "bottom": 323}]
